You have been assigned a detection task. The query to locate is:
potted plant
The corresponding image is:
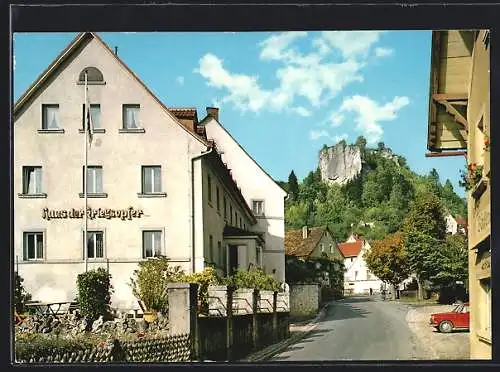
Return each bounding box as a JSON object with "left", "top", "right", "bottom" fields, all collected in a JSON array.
[
  {"left": 459, "top": 162, "right": 484, "bottom": 191},
  {"left": 484, "top": 135, "right": 490, "bottom": 152},
  {"left": 129, "top": 256, "right": 184, "bottom": 323}
]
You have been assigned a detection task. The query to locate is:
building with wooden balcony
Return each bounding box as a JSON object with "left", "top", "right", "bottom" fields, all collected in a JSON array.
[{"left": 426, "top": 29, "right": 491, "bottom": 359}]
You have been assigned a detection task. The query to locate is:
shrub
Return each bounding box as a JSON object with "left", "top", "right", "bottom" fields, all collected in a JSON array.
[
  {"left": 129, "top": 256, "right": 185, "bottom": 313},
  {"left": 15, "top": 333, "right": 97, "bottom": 362},
  {"left": 224, "top": 266, "right": 282, "bottom": 292},
  {"left": 180, "top": 265, "right": 222, "bottom": 314},
  {"left": 77, "top": 268, "right": 113, "bottom": 322},
  {"left": 14, "top": 272, "right": 32, "bottom": 314}
]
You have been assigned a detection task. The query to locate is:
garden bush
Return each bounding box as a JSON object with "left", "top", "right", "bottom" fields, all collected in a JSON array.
[
  {"left": 180, "top": 265, "right": 222, "bottom": 314},
  {"left": 129, "top": 256, "right": 185, "bottom": 313},
  {"left": 224, "top": 266, "right": 282, "bottom": 292},
  {"left": 15, "top": 333, "right": 98, "bottom": 362},
  {"left": 14, "top": 272, "right": 32, "bottom": 314},
  {"left": 77, "top": 268, "right": 113, "bottom": 322}
]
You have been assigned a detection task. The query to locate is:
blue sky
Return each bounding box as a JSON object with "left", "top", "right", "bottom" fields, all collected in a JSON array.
[{"left": 13, "top": 31, "right": 467, "bottom": 197}]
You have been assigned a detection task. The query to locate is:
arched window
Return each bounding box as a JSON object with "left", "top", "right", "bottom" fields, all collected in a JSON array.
[{"left": 78, "top": 67, "right": 105, "bottom": 84}]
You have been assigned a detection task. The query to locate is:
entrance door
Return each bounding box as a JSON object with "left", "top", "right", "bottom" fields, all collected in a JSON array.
[{"left": 228, "top": 245, "right": 238, "bottom": 276}]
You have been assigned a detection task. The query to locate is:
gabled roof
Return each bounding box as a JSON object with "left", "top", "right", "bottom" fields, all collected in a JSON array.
[
  {"left": 200, "top": 114, "right": 288, "bottom": 197},
  {"left": 13, "top": 32, "right": 207, "bottom": 147},
  {"left": 285, "top": 226, "right": 329, "bottom": 258},
  {"left": 338, "top": 240, "right": 363, "bottom": 258}
]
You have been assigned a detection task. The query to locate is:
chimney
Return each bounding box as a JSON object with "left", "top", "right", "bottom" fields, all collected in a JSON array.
[
  {"left": 206, "top": 107, "right": 219, "bottom": 121},
  {"left": 114, "top": 46, "right": 118, "bottom": 56},
  {"left": 302, "top": 226, "right": 308, "bottom": 239}
]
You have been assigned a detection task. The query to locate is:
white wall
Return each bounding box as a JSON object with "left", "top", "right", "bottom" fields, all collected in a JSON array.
[
  {"left": 14, "top": 36, "right": 207, "bottom": 309},
  {"left": 344, "top": 241, "right": 384, "bottom": 294},
  {"left": 204, "top": 118, "right": 287, "bottom": 282}
]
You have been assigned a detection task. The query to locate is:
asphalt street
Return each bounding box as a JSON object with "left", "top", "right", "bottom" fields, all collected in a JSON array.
[{"left": 272, "top": 296, "right": 428, "bottom": 361}]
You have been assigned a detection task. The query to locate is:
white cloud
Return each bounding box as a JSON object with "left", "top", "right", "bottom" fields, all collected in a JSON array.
[
  {"left": 333, "top": 95, "right": 410, "bottom": 145},
  {"left": 309, "top": 129, "right": 348, "bottom": 144},
  {"left": 259, "top": 31, "right": 308, "bottom": 61},
  {"left": 291, "top": 106, "right": 312, "bottom": 117},
  {"left": 329, "top": 112, "right": 344, "bottom": 127},
  {"left": 176, "top": 76, "right": 185, "bottom": 85},
  {"left": 310, "top": 130, "right": 330, "bottom": 140},
  {"left": 375, "top": 47, "right": 394, "bottom": 57},
  {"left": 195, "top": 31, "right": 393, "bottom": 116},
  {"left": 318, "top": 31, "right": 385, "bottom": 59}
]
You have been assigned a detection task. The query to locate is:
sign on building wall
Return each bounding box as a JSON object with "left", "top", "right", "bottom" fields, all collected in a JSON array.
[
  {"left": 42, "top": 207, "right": 144, "bottom": 221},
  {"left": 469, "top": 185, "right": 490, "bottom": 247}
]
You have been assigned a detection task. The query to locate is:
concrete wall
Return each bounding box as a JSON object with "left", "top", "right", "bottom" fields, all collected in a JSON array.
[
  {"left": 289, "top": 284, "right": 320, "bottom": 317},
  {"left": 204, "top": 118, "right": 286, "bottom": 283}
]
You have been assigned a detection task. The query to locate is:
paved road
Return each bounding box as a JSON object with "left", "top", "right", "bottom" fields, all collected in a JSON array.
[{"left": 272, "top": 296, "right": 428, "bottom": 361}]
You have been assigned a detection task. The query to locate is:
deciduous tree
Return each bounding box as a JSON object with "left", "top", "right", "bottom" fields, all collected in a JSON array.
[{"left": 363, "top": 232, "right": 411, "bottom": 299}]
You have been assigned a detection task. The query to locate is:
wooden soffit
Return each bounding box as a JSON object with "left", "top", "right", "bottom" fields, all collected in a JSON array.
[{"left": 427, "top": 30, "right": 475, "bottom": 154}]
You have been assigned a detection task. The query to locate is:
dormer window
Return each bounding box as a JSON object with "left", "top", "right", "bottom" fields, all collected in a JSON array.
[{"left": 78, "top": 67, "right": 105, "bottom": 85}]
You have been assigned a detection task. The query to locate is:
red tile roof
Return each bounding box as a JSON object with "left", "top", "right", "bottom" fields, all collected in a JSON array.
[{"left": 338, "top": 240, "right": 362, "bottom": 258}]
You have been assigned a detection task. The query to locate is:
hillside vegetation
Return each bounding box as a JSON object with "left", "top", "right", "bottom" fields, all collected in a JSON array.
[{"left": 279, "top": 138, "right": 467, "bottom": 242}]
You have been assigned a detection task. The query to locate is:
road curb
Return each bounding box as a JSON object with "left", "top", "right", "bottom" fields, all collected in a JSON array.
[{"left": 241, "top": 301, "right": 333, "bottom": 362}]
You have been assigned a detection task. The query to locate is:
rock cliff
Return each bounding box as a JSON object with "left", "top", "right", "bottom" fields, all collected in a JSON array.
[{"left": 319, "top": 142, "right": 363, "bottom": 185}]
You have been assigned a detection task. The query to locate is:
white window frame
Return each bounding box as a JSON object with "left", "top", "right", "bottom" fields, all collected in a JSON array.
[
  {"left": 83, "top": 230, "right": 105, "bottom": 259},
  {"left": 142, "top": 230, "right": 163, "bottom": 258},
  {"left": 83, "top": 104, "right": 101, "bottom": 130},
  {"left": 320, "top": 244, "right": 325, "bottom": 252},
  {"left": 142, "top": 166, "right": 162, "bottom": 194},
  {"left": 252, "top": 199, "right": 265, "bottom": 216},
  {"left": 23, "top": 231, "right": 45, "bottom": 261},
  {"left": 122, "top": 104, "right": 140, "bottom": 129},
  {"left": 42, "top": 104, "right": 60, "bottom": 129},
  {"left": 83, "top": 166, "right": 103, "bottom": 194},
  {"left": 22, "top": 166, "right": 43, "bottom": 195}
]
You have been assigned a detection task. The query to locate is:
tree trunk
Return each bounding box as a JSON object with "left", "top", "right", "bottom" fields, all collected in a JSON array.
[{"left": 417, "top": 277, "right": 424, "bottom": 301}]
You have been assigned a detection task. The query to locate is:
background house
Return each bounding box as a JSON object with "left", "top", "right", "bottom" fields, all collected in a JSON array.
[
  {"left": 284, "top": 226, "right": 342, "bottom": 261},
  {"left": 338, "top": 234, "right": 383, "bottom": 295}
]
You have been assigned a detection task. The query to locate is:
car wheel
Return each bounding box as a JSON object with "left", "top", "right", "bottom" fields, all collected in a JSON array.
[{"left": 439, "top": 320, "right": 453, "bottom": 333}]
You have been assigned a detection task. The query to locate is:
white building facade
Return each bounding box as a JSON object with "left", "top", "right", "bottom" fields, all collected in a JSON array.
[
  {"left": 340, "top": 235, "right": 384, "bottom": 295},
  {"left": 203, "top": 116, "right": 287, "bottom": 283},
  {"left": 13, "top": 32, "right": 282, "bottom": 311}
]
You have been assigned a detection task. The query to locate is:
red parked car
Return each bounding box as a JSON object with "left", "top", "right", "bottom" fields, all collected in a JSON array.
[{"left": 429, "top": 302, "right": 470, "bottom": 333}]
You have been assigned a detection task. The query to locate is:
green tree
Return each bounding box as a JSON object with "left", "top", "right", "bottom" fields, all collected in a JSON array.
[
  {"left": 355, "top": 136, "right": 367, "bottom": 154},
  {"left": 364, "top": 232, "right": 411, "bottom": 299},
  {"left": 287, "top": 170, "right": 299, "bottom": 201},
  {"left": 402, "top": 193, "right": 447, "bottom": 299},
  {"left": 432, "top": 234, "right": 468, "bottom": 302}
]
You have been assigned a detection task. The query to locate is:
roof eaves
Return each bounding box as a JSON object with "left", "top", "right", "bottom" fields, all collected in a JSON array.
[
  {"left": 14, "top": 32, "right": 89, "bottom": 115},
  {"left": 202, "top": 115, "right": 288, "bottom": 196}
]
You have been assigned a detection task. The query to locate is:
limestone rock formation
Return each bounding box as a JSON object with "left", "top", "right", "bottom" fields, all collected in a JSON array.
[{"left": 319, "top": 142, "right": 363, "bottom": 185}]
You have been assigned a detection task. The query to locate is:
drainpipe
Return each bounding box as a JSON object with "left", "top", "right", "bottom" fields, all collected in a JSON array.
[{"left": 190, "top": 147, "right": 214, "bottom": 273}]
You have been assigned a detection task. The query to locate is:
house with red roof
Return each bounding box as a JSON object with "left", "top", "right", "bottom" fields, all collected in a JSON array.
[{"left": 338, "top": 233, "right": 384, "bottom": 295}]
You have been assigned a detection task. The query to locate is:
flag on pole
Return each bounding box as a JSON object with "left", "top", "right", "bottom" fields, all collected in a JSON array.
[{"left": 84, "top": 75, "right": 94, "bottom": 147}]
